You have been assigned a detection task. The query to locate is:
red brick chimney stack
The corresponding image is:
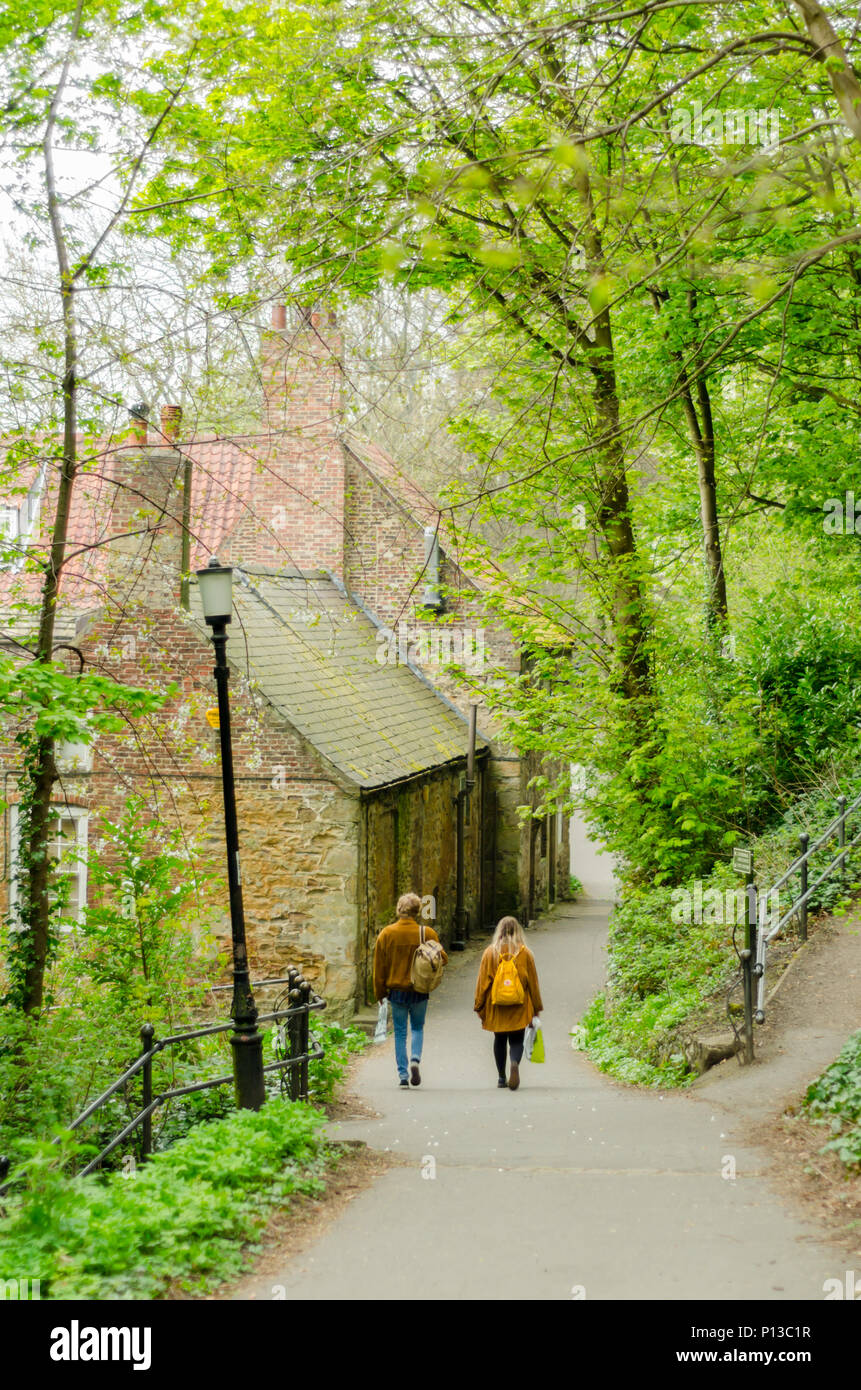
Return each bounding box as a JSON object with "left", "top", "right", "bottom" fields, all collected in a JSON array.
[
  {"left": 127, "top": 405, "right": 148, "bottom": 445},
  {"left": 160, "top": 404, "right": 182, "bottom": 443},
  {"left": 109, "top": 405, "right": 185, "bottom": 602},
  {"left": 231, "top": 302, "right": 346, "bottom": 575}
]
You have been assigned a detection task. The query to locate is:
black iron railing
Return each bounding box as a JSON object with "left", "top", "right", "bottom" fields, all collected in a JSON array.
[{"left": 0, "top": 970, "right": 325, "bottom": 1194}]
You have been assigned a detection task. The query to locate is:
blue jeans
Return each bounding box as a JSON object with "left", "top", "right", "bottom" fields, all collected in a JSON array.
[{"left": 388, "top": 988, "right": 429, "bottom": 1081}]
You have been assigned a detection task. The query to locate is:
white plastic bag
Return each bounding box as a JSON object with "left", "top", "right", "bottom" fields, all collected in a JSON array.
[
  {"left": 524, "top": 1016, "right": 541, "bottom": 1061},
  {"left": 373, "top": 999, "right": 388, "bottom": 1045}
]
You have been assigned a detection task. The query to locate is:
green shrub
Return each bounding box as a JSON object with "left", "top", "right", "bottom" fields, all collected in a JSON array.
[
  {"left": 77, "top": 795, "right": 222, "bottom": 1020},
  {"left": 0, "top": 999, "right": 140, "bottom": 1170},
  {"left": 744, "top": 598, "right": 861, "bottom": 795},
  {"left": 804, "top": 1030, "right": 861, "bottom": 1170},
  {"left": 580, "top": 878, "right": 746, "bottom": 1087},
  {"left": 307, "top": 1020, "right": 367, "bottom": 1103},
  {"left": 0, "top": 1099, "right": 332, "bottom": 1299},
  {"left": 581, "top": 994, "right": 690, "bottom": 1088},
  {"left": 581, "top": 750, "right": 861, "bottom": 1091}
]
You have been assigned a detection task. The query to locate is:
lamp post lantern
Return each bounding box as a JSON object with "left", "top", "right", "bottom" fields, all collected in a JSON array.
[{"left": 196, "top": 557, "right": 266, "bottom": 1109}]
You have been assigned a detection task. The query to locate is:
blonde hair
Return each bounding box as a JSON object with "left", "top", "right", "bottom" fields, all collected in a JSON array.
[
  {"left": 492, "top": 915, "right": 525, "bottom": 957},
  {"left": 397, "top": 892, "right": 422, "bottom": 920}
]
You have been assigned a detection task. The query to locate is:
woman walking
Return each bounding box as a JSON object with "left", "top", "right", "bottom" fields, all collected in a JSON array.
[{"left": 474, "top": 916, "right": 543, "bottom": 1091}]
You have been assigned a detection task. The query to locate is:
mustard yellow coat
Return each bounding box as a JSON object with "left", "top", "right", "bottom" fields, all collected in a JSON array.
[{"left": 474, "top": 944, "right": 544, "bottom": 1033}]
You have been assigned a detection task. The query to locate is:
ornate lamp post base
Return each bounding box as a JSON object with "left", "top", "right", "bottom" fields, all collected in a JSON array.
[{"left": 231, "top": 1028, "right": 266, "bottom": 1110}]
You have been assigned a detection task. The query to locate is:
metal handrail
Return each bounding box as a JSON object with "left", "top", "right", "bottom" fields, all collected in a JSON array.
[
  {"left": 0, "top": 976, "right": 327, "bottom": 1195},
  {"left": 76, "top": 1033, "right": 326, "bottom": 1178},
  {"left": 766, "top": 788, "right": 861, "bottom": 896},
  {"left": 751, "top": 792, "right": 858, "bottom": 1032}
]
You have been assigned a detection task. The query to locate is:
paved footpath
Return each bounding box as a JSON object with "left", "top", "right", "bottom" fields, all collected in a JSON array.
[{"left": 232, "top": 903, "right": 847, "bottom": 1301}]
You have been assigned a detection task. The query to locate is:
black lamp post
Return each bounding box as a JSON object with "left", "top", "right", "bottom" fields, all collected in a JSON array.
[{"left": 196, "top": 556, "right": 266, "bottom": 1110}]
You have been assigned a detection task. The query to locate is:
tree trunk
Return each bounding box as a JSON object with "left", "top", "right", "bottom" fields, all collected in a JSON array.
[
  {"left": 20, "top": 10, "right": 82, "bottom": 1013},
  {"left": 793, "top": 1, "right": 861, "bottom": 144},
  {"left": 651, "top": 288, "right": 729, "bottom": 629},
  {"left": 681, "top": 370, "right": 728, "bottom": 628},
  {"left": 574, "top": 165, "right": 653, "bottom": 708},
  {"left": 589, "top": 320, "right": 653, "bottom": 705}
]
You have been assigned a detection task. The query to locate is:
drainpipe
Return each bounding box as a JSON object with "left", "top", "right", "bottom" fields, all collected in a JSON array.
[
  {"left": 179, "top": 450, "right": 193, "bottom": 612},
  {"left": 452, "top": 702, "right": 479, "bottom": 951}
]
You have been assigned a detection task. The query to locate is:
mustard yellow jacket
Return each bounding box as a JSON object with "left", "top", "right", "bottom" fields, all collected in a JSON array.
[
  {"left": 374, "top": 917, "right": 446, "bottom": 1000},
  {"left": 474, "top": 944, "right": 543, "bottom": 1033}
]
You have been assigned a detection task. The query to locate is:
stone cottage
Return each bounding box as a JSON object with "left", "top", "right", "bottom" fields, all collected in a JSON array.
[{"left": 0, "top": 304, "right": 569, "bottom": 1015}]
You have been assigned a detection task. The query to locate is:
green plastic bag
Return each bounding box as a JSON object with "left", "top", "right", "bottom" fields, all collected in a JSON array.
[{"left": 526, "top": 1017, "right": 545, "bottom": 1063}]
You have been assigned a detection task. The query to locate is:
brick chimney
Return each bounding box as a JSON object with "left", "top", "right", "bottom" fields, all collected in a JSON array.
[
  {"left": 107, "top": 417, "right": 185, "bottom": 603},
  {"left": 127, "top": 403, "right": 148, "bottom": 445},
  {"left": 160, "top": 404, "right": 183, "bottom": 443},
  {"left": 226, "top": 305, "right": 346, "bottom": 573}
]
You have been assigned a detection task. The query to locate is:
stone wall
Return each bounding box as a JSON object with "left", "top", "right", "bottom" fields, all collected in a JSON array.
[{"left": 180, "top": 777, "right": 361, "bottom": 1011}]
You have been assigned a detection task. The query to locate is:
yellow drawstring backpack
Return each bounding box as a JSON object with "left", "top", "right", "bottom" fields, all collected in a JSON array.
[{"left": 491, "top": 947, "right": 525, "bottom": 1007}]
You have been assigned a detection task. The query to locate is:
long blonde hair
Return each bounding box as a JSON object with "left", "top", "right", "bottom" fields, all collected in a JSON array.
[{"left": 492, "top": 915, "right": 525, "bottom": 958}]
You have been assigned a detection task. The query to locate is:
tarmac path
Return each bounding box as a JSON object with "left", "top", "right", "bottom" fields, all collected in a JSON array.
[{"left": 230, "top": 902, "right": 852, "bottom": 1301}]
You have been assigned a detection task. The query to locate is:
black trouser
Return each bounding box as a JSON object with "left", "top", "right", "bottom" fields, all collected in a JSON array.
[{"left": 493, "top": 1028, "right": 525, "bottom": 1076}]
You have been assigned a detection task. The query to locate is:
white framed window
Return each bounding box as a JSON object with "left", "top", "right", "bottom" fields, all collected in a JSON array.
[
  {"left": 0, "top": 466, "right": 45, "bottom": 570},
  {"left": 9, "top": 804, "right": 89, "bottom": 930}
]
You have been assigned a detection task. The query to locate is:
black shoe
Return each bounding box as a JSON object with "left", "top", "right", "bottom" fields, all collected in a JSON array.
[
  {"left": 410, "top": 1061, "right": 421, "bottom": 1087},
  {"left": 399, "top": 1079, "right": 409, "bottom": 1088},
  {"left": 497, "top": 1076, "right": 508, "bottom": 1088}
]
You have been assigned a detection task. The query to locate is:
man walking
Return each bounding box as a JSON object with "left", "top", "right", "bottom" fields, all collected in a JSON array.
[{"left": 373, "top": 892, "right": 447, "bottom": 1089}]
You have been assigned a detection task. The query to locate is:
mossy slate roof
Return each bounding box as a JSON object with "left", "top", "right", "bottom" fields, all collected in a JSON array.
[{"left": 195, "top": 568, "right": 476, "bottom": 790}]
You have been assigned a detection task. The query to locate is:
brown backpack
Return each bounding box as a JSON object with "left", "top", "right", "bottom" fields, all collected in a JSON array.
[{"left": 410, "top": 922, "right": 446, "bottom": 993}]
